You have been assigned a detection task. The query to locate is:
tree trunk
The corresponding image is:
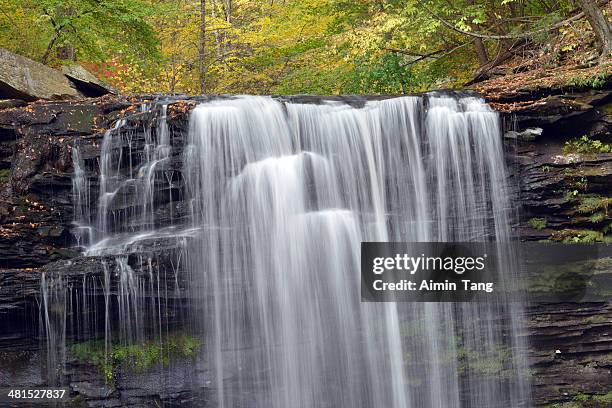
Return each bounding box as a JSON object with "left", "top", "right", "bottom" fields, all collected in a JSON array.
[
  {"left": 474, "top": 38, "right": 489, "bottom": 66},
  {"left": 56, "top": 6, "right": 76, "bottom": 62},
  {"left": 211, "top": 0, "right": 223, "bottom": 59},
  {"left": 41, "top": 32, "right": 60, "bottom": 65},
  {"left": 223, "top": 0, "right": 232, "bottom": 23},
  {"left": 469, "top": 38, "right": 527, "bottom": 84},
  {"left": 468, "top": 0, "right": 489, "bottom": 67},
  {"left": 199, "top": 0, "right": 206, "bottom": 93},
  {"left": 221, "top": 0, "right": 232, "bottom": 58},
  {"left": 41, "top": 6, "right": 75, "bottom": 64},
  {"left": 579, "top": 0, "right": 612, "bottom": 60}
]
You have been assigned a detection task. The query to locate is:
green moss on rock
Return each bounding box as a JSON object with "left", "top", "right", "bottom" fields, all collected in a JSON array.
[
  {"left": 563, "top": 136, "right": 611, "bottom": 155},
  {"left": 0, "top": 168, "right": 10, "bottom": 183},
  {"left": 550, "top": 229, "right": 604, "bottom": 243},
  {"left": 577, "top": 196, "right": 612, "bottom": 215},
  {"left": 584, "top": 315, "right": 609, "bottom": 324},
  {"left": 545, "top": 392, "right": 612, "bottom": 407},
  {"left": 71, "top": 332, "right": 201, "bottom": 384},
  {"left": 529, "top": 217, "right": 548, "bottom": 230}
]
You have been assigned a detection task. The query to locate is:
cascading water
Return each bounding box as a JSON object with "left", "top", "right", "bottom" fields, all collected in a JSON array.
[
  {"left": 41, "top": 102, "right": 190, "bottom": 388},
  {"left": 183, "top": 95, "right": 529, "bottom": 408},
  {"left": 43, "top": 94, "right": 530, "bottom": 407}
]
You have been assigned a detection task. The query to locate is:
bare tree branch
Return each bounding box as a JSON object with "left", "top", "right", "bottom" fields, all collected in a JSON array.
[{"left": 385, "top": 42, "right": 470, "bottom": 65}]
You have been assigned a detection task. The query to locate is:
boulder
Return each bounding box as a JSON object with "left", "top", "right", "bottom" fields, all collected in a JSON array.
[
  {"left": 504, "top": 127, "right": 543, "bottom": 141},
  {"left": 0, "top": 48, "right": 79, "bottom": 101},
  {"left": 61, "top": 64, "right": 115, "bottom": 97}
]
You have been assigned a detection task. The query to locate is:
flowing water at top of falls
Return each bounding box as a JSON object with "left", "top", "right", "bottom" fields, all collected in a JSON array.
[{"left": 53, "top": 94, "right": 529, "bottom": 406}]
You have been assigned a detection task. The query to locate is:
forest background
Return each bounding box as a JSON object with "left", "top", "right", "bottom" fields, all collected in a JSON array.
[{"left": 0, "top": 0, "right": 610, "bottom": 95}]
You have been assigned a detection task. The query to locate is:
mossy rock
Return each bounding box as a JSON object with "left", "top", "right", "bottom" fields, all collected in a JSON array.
[
  {"left": 577, "top": 196, "right": 612, "bottom": 215},
  {"left": 546, "top": 392, "right": 612, "bottom": 407},
  {"left": 601, "top": 103, "right": 612, "bottom": 116},
  {"left": 550, "top": 229, "right": 604, "bottom": 243},
  {"left": 70, "top": 333, "right": 202, "bottom": 384},
  {"left": 529, "top": 217, "right": 548, "bottom": 230},
  {"left": 563, "top": 136, "right": 611, "bottom": 155}
]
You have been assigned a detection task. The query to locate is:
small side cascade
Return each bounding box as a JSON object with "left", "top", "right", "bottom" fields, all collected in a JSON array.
[
  {"left": 71, "top": 146, "right": 91, "bottom": 247},
  {"left": 41, "top": 100, "right": 192, "bottom": 391},
  {"left": 40, "top": 271, "right": 67, "bottom": 386}
]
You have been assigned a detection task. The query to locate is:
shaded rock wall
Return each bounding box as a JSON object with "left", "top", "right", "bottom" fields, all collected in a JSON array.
[
  {"left": 0, "top": 95, "right": 194, "bottom": 329},
  {"left": 0, "top": 97, "right": 131, "bottom": 269},
  {"left": 0, "top": 96, "right": 204, "bottom": 407},
  {"left": 525, "top": 302, "right": 612, "bottom": 406},
  {"left": 504, "top": 88, "right": 612, "bottom": 406}
]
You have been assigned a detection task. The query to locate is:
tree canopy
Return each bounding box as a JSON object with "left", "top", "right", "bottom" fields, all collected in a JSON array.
[{"left": 0, "top": 0, "right": 610, "bottom": 95}]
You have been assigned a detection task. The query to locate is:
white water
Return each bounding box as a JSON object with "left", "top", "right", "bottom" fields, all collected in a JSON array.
[
  {"left": 183, "top": 95, "right": 529, "bottom": 407},
  {"left": 45, "top": 94, "right": 530, "bottom": 406}
]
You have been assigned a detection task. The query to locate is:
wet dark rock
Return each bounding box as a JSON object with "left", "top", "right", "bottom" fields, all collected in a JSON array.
[
  {"left": 70, "top": 381, "right": 115, "bottom": 400},
  {"left": 0, "top": 268, "right": 40, "bottom": 314},
  {"left": 494, "top": 89, "right": 612, "bottom": 142},
  {"left": 525, "top": 302, "right": 612, "bottom": 406},
  {"left": 0, "top": 341, "right": 208, "bottom": 407},
  {"left": 0, "top": 348, "right": 45, "bottom": 388},
  {"left": 505, "top": 87, "right": 612, "bottom": 406},
  {"left": 507, "top": 88, "right": 612, "bottom": 243},
  {"left": 41, "top": 252, "right": 190, "bottom": 291},
  {"left": 0, "top": 96, "right": 136, "bottom": 270},
  {"left": 64, "top": 359, "right": 207, "bottom": 407}
]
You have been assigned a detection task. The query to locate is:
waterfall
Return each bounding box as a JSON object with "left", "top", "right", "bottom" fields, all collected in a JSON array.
[
  {"left": 45, "top": 94, "right": 529, "bottom": 406},
  {"left": 183, "top": 95, "right": 529, "bottom": 407}
]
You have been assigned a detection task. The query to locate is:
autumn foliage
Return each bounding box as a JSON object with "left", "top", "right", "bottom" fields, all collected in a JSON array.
[{"left": 0, "top": 0, "right": 610, "bottom": 95}]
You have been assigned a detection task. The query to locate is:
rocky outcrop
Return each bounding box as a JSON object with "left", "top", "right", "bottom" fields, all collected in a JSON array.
[
  {"left": 0, "top": 48, "right": 114, "bottom": 101},
  {"left": 61, "top": 64, "right": 116, "bottom": 97},
  {"left": 0, "top": 96, "right": 199, "bottom": 405},
  {"left": 0, "top": 48, "right": 80, "bottom": 101},
  {"left": 505, "top": 88, "right": 612, "bottom": 243},
  {"left": 0, "top": 97, "right": 133, "bottom": 269},
  {"left": 0, "top": 268, "right": 40, "bottom": 314},
  {"left": 500, "top": 86, "right": 612, "bottom": 406},
  {"left": 526, "top": 302, "right": 612, "bottom": 406}
]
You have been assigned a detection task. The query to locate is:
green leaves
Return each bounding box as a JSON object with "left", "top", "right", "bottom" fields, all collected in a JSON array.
[
  {"left": 1, "top": 0, "right": 159, "bottom": 65},
  {"left": 0, "top": 0, "right": 592, "bottom": 94}
]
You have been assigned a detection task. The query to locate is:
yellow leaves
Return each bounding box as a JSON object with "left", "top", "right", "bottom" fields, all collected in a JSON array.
[
  {"left": 51, "top": 0, "right": 416, "bottom": 94},
  {"left": 561, "top": 44, "right": 577, "bottom": 52}
]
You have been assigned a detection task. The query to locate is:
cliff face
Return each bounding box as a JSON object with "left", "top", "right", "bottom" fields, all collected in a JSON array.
[
  {"left": 0, "top": 91, "right": 610, "bottom": 406},
  {"left": 0, "top": 97, "right": 202, "bottom": 407},
  {"left": 499, "top": 88, "right": 612, "bottom": 406}
]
